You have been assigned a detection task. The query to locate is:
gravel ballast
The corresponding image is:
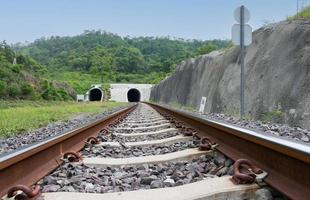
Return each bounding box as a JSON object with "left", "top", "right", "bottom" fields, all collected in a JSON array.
[
  {"left": 99, "top": 131, "right": 180, "bottom": 143},
  {"left": 202, "top": 113, "right": 310, "bottom": 144},
  {"left": 82, "top": 138, "right": 200, "bottom": 158},
  {"left": 153, "top": 103, "right": 310, "bottom": 144},
  {"left": 39, "top": 153, "right": 233, "bottom": 193},
  {"left": 112, "top": 125, "right": 173, "bottom": 134},
  {"left": 37, "top": 103, "right": 288, "bottom": 199}
]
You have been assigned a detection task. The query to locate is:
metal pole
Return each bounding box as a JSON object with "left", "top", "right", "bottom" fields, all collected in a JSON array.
[
  {"left": 240, "top": 5, "right": 245, "bottom": 118},
  {"left": 297, "top": 0, "right": 299, "bottom": 18}
]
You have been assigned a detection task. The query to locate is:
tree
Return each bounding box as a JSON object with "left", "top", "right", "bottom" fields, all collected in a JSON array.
[
  {"left": 195, "top": 43, "right": 218, "bottom": 55},
  {"left": 112, "top": 47, "right": 145, "bottom": 73},
  {"left": 15, "top": 31, "right": 231, "bottom": 85},
  {"left": 89, "top": 46, "right": 114, "bottom": 82}
]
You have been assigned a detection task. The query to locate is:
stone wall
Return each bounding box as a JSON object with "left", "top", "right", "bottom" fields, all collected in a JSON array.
[{"left": 150, "top": 20, "right": 310, "bottom": 129}]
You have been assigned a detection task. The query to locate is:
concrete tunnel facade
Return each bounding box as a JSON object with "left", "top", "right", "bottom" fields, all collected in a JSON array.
[
  {"left": 87, "top": 86, "right": 104, "bottom": 102},
  {"left": 127, "top": 88, "right": 141, "bottom": 102},
  {"left": 110, "top": 84, "right": 153, "bottom": 102}
]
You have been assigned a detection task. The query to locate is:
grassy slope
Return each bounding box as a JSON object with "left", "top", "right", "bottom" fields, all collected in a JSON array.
[
  {"left": 49, "top": 71, "right": 104, "bottom": 94},
  {"left": 0, "top": 101, "right": 128, "bottom": 138},
  {"left": 288, "top": 5, "right": 310, "bottom": 20}
]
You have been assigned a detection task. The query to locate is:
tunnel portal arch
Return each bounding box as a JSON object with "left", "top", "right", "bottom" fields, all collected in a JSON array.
[
  {"left": 127, "top": 88, "right": 141, "bottom": 102},
  {"left": 89, "top": 88, "right": 103, "bottom": 101}
]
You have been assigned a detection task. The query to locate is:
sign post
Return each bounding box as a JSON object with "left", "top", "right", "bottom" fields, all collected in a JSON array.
[
  {"left": 232, "top": 5, "right": 252, "bottom": 118},
  {"left": 240, "top": 6, "right": 245, "bottom": 119},
  {"left": 199, "top": 97, "right": 207, "bottom": 113}
]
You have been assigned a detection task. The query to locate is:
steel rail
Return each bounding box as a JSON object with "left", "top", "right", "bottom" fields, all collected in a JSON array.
[
  {"left": 146, "top": 102, "right": 310, "bottom": 200},
  {"left": 0, "top": 104, "right": 137, "bottom": 198}
]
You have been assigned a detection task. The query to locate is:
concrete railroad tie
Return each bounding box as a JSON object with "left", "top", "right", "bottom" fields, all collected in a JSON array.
[
  {"left": 97, "top": 135, "right": 192, "bottom": 148},
  {"left": 123, "top": 117, "right": 166, "bottom": 123},
  {"left": 115, "top": 128, "right": 178, "bottom": 137},
  {"left": 83, "top": 148, "right": 210, "bottom": 167},
  {"left": 120, "top": 120, "right": 169, "bottom": 127},
  {"left": 113, "top": 123, "right": 171, "bottom": 131},
  {"left": 42, "top": 176, "right": 259, "bottom": 200}
]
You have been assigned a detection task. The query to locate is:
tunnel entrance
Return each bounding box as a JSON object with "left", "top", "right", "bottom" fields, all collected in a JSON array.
[
  {"left": 127, "top": 88, "right": 141, "bottom": 102},
  {"left": 89, "top": 88, "right": 103, "bottom": 101}
]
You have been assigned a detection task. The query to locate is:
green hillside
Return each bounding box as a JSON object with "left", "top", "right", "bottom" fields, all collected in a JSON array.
[
  {"left": 16, "top": 30, "right": 231, "bottom": 90},
  {"left": 0, "top": 41, "right": 75, "bottom": 100}
]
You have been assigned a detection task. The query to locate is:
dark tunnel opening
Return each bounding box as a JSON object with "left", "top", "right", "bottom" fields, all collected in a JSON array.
[
  {"left": 127, "top": 88, "right": 141, "bottom": 102},
  {"left": 89, "top": 88, "right": 103, "bottom": 101}
]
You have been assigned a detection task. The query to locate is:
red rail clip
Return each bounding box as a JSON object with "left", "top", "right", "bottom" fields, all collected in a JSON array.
[
  {"left": 182, "top": 127, "right": 197, "bottom": 136},
  {"left": 108, "top": 123, "right": 116, "bottom": 128},
  {"left": 175, "top": 122, "right": 184, "bottom": 128},
  {"left": 86, "top": 136, "right": 100, "bottom": 145},
  {"left": 63, "top": 152, "right": 81, "bottom": 162},
  {"left": 199, "top": 137, "right": 216, "bottom": 151},
  {"left": 100, "top": 128, "right": 109, "bottom": 135},
  {"left": 7, "top": 185, "right": 41, "bottom": 200},
  {"left": 232, "top": 159, "right": 263, "bottom": 184}
]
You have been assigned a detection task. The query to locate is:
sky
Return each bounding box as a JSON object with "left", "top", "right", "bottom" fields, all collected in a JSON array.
[{"left": 0, "top": 0, "right": 308, "bottom": 44}]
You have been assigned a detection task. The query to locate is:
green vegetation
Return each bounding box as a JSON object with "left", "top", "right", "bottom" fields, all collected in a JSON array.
[
  {"left": 15, "top": 31, "right": 231, "bottom": 87},
  {"left": 0, "top": 42, "right": 75, "bottom": 100},
  {"left": 195, "top": 43, "right": 218, "bottom": 55},
  {"left": 221, "top": 107, "right": 253, "bottom": 120},
  {"left": 260, "top": 109, "right": 284, "bottom": 123},
  {"left": 288, "top": 5, "right": 310, "bottom": 20},
  {"left": 0, "top": 101, "right": 127, "bottom": 138},
  {"left": 1, "top": 30, "right": 231, "bottom": 99},
  {"left": 48, "top": 71, "right": 166, "bottom": 95}
]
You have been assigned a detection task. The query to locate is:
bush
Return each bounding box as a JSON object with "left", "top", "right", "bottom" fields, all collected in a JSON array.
[
  {"left": 41, "top": 86, "right": 72, "bottom": 101},
  {"left": 41, "top": 88, "right": 61, "bottom": 100},
  {"left": 196, "top": 43, "right": 218, "bottom": 56},
  {"left": 7, "top": 84, "right": 21, "bottom": 98},
  {"left": 0, "top": 64, "right": 11, "bottom": 79},
  {"left": 56, "top": 88, "right": 72, "bottom": 101},
  {"left": 21, "top": 83, "right": 34, "bottom": 96},
  {"left": 0, "top": 81, "right": 7, "bottom": 96},
  {"left": 261, "top": 109, "right": 284, "bottom": 123},
  {"left": 10, "top": 64, "right": 22, "bottom": 73},
  {"left": 288, "top": 5, "right": 310, "bottom": 20}
]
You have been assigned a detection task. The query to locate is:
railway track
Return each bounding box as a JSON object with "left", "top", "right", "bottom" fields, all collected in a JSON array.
[{"left": 0, "top": 103, "right": 309, "bottom": 200}]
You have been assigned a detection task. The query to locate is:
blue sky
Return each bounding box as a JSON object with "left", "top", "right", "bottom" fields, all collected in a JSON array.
[{"left": 0, "top": 0, "right": 308, "bottom": 43}]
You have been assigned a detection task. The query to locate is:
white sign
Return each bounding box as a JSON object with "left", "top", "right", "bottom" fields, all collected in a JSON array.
[
  {"left": 234, "top": 6, "right": 250, "bottom": 23},
  {"left": 199, "top": 97, "right": 207, "bottom": 113},
  {"left": 231, "top": 24, "right": 252, "bottom": 46},
  {"left": 76, "top": 94, "right": 85, "bottom": 102}
]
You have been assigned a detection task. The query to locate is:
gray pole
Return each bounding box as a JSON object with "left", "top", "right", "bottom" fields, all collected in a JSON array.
[
  {"left": 297, "top": 0, "right": 299, "bottom": 18},
  {"left": 240, "top": 5, "right": 245, "bottom": 118}
]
